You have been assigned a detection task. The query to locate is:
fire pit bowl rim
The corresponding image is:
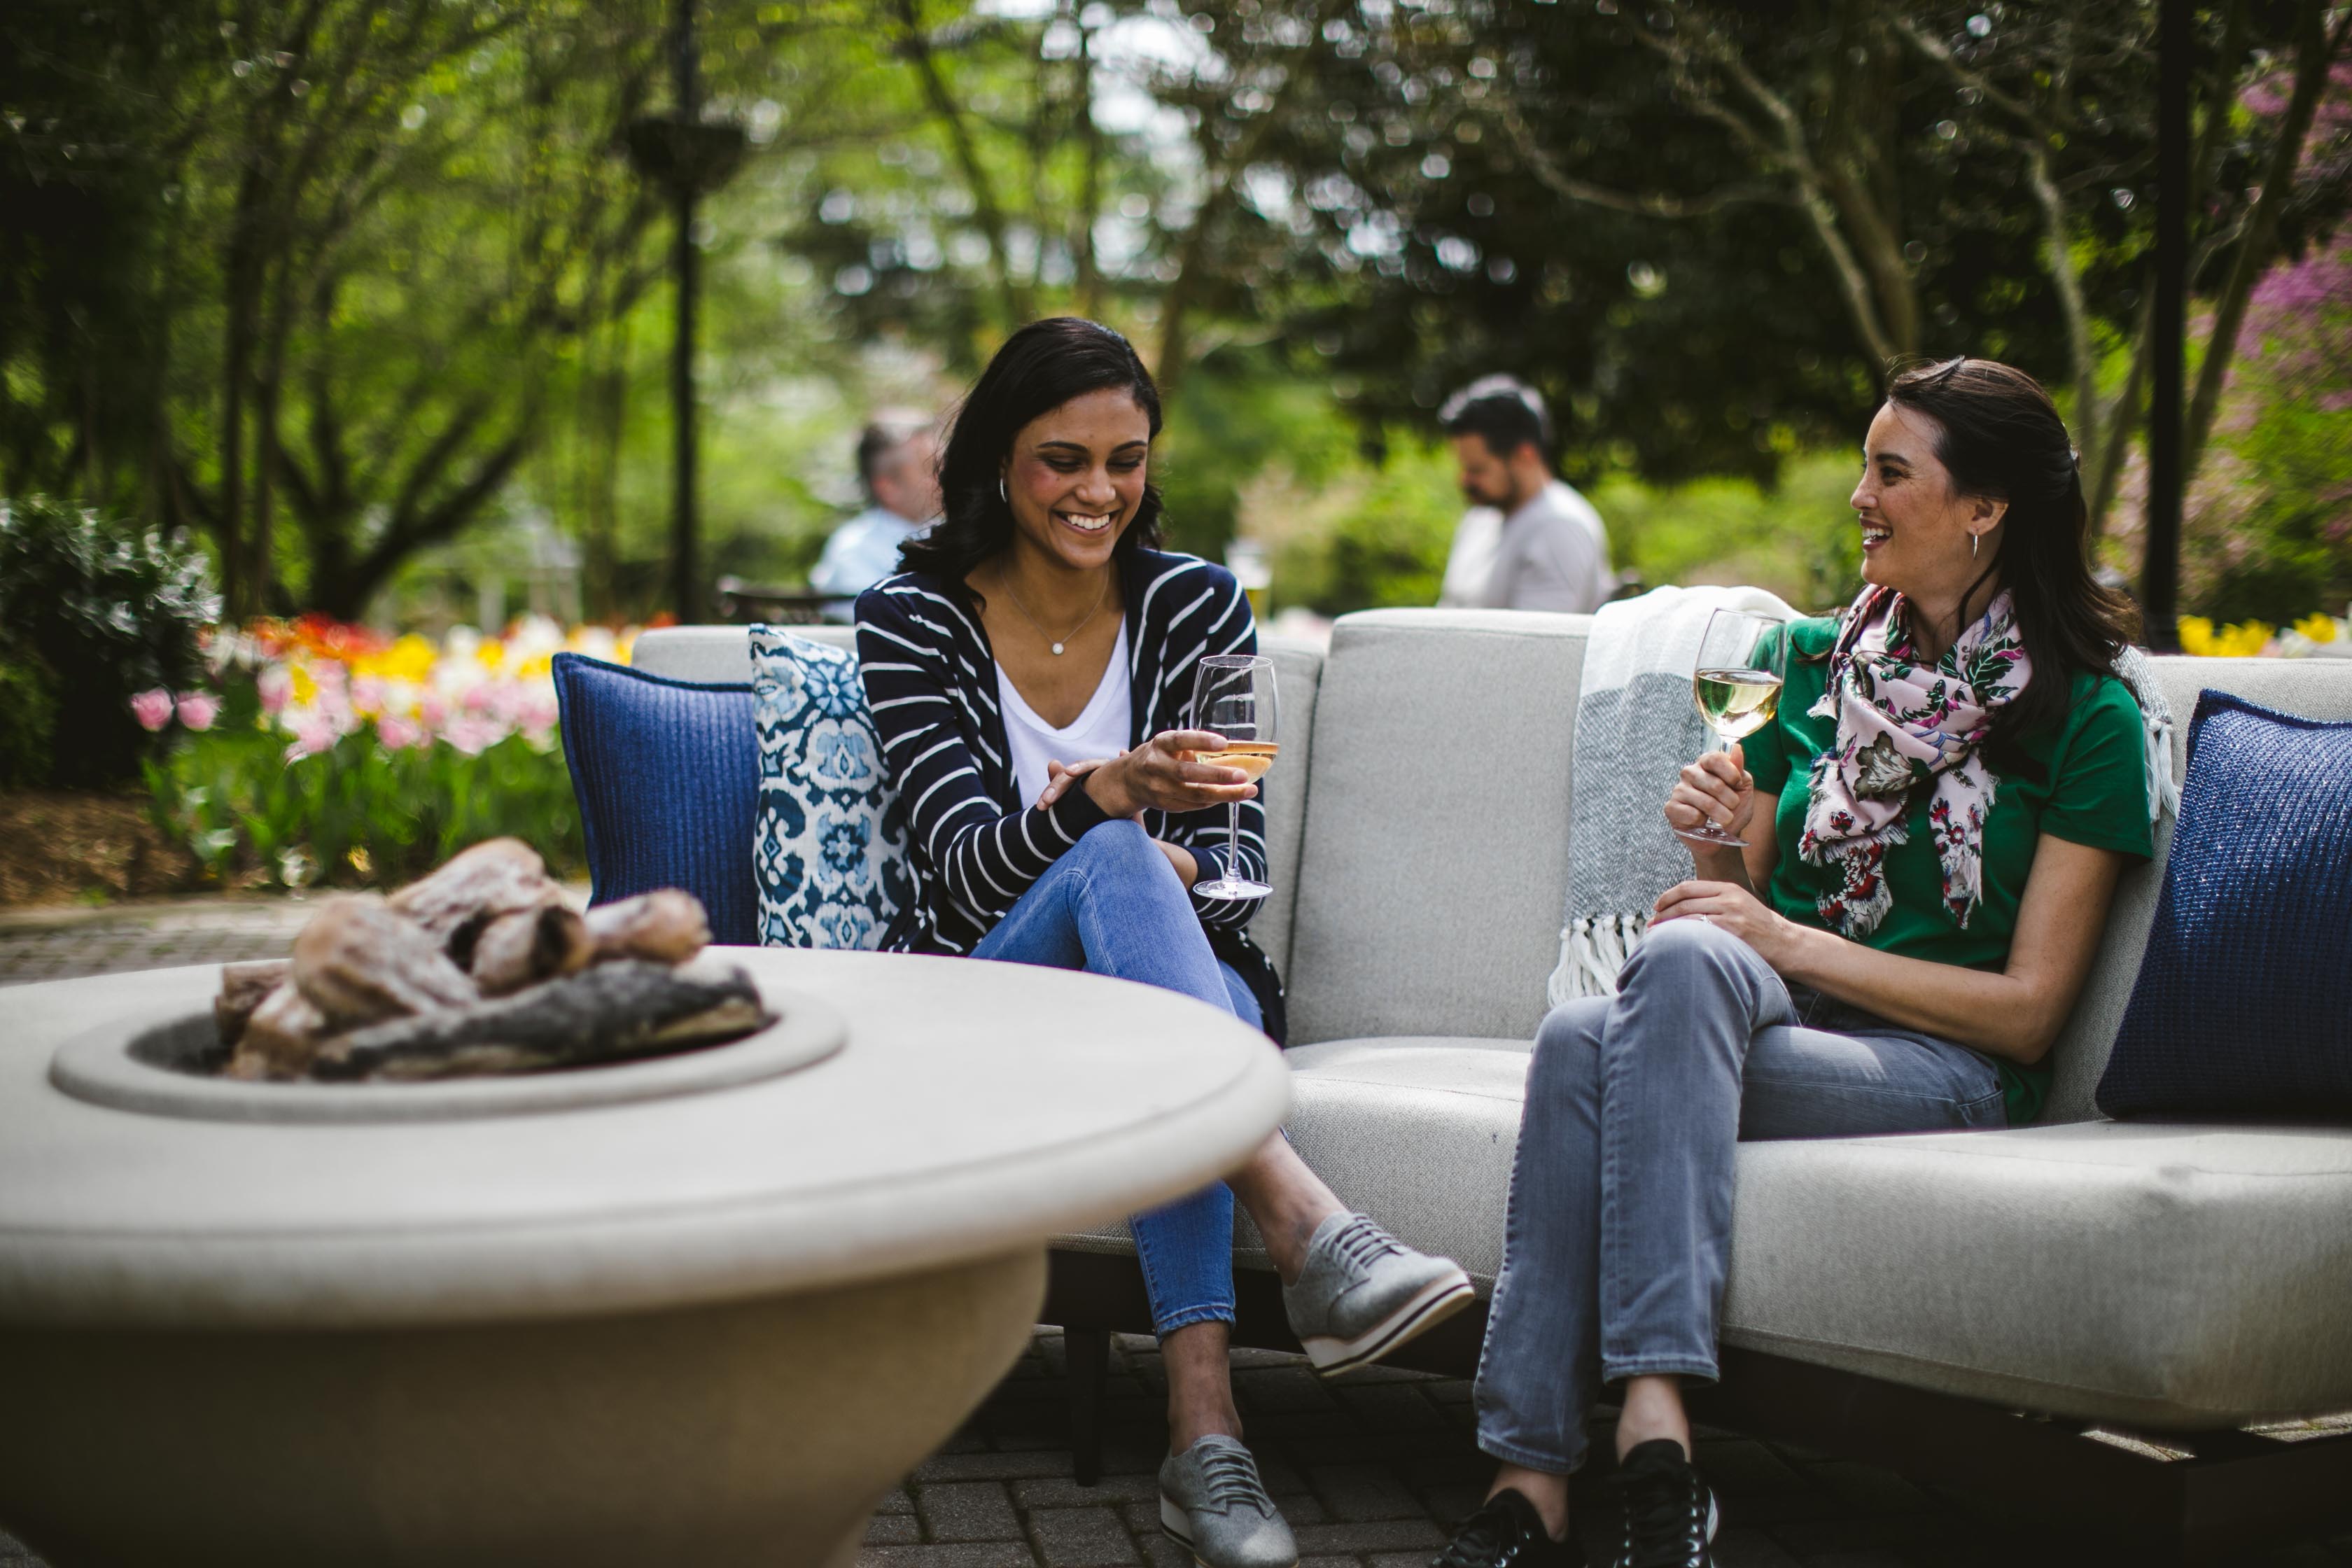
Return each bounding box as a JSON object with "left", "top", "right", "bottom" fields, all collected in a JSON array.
[{"left": 47, "top": 988, "right": 847, "bottom": 1124}]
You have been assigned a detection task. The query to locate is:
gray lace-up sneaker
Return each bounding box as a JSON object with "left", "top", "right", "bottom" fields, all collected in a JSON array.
[
  {"left": 1282, "top": 1212, "right": 1476, "bottom": 1376},
  {"left": 1158, "top": 1434, "right": 1298, "bottom": 1568}
]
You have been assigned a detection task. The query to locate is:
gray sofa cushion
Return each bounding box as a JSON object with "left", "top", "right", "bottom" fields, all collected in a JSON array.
[
  {"left": 1058, "top": 1038, "right": 2352, "bottom": 1429},
  {"left": 1053, "top": 1035, "right": 1532, "bottom": 1284},
  {"left": 634, "top": 624, "right": 844, "bottom": 682},
  {"left": 1287, "top": 610, "right": 1590, "bottom": 1046},
  {"left": 1722, "top": 1120, "right": 2352, "bottom": 1429},
  {"left": 630, "top": 626, "right": 1324, "bottom": 978}
]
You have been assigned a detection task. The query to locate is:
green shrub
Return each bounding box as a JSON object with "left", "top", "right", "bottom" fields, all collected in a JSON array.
[
  {"left": 1261, "top": 442, "right": 1462, "bottom": 615},
  {"left": 1590, "top": 451, "right": 1863, "bottom": 614},
  {"left": 0, "top": 654, "right": 59, "bottom": 789},
  {"left": 146, "top": 684, "right": 583, "bottom": 890},
  {"left": 0, "top": 495, "right": 218, "bottom": 788}
]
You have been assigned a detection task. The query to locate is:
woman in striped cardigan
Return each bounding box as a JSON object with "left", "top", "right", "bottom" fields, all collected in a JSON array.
[{"left": 856, "top": 319, "right": 1471, "bottom": 1568}]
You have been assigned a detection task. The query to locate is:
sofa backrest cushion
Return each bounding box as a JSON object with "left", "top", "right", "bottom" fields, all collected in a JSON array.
[
  {"left": 635, "top": 624, "right": 853, "bottom": 682},
  {"left": 1287, "top": 609, "right": 1590, "bottom": 1046},
  {"left": 550, "top": 652, "right": 761, "bottom": 945},
  {"left": 629, "top": 624, "right": 1324, "bottom": 978},
  {"left": 2041, "top": 654, "right": 2352, "bottom": 1122}
]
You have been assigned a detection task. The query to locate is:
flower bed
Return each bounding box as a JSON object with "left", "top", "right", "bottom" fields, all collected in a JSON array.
[
  {"left": 142, "top": 615, "right": 643, "bottom": 890},
  {"left": 2177, "top": 610, "right": 2349, "bottom": 659}
]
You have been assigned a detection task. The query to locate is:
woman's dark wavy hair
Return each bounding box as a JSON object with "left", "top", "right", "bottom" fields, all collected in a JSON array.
[
  {"left": 1884, "top": 356, "right": 2139, "bottom": 747},
  {"left": 897, "top": 317, "right": 1164, "bottom": 592}
]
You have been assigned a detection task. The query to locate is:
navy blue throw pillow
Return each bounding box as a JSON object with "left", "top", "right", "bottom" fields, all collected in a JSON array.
[
  {"left": 552, "top": 652, "right": 760, "bottom": 946},
  {"left": 2096, "top": 690, "right": 2352, "bottom": 1119}
]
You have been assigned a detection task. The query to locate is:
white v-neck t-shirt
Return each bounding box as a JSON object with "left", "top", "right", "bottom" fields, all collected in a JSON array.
[{"left": 995, "top": 623, "right": 1133, "bottom": 809}]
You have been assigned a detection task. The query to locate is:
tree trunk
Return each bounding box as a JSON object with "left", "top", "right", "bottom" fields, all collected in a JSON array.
[
  {"left": 2179, "top": 0, "right": 2342, "bottom": 486},
  {"left": 218, "top": 221, "right": 255, "bottom": 615},
  {"left": 893, "top": 0, "right": 1031, "bottom": 328},
  {"left": 2085, "top": 290, "right": 2155, "bottom": 536},
  {"left": 588, "top": 330, "right": 628, "bottom": 620},
  {"left": 251, "top": 250, "right": 294, "bottom": 614},
  {"left": 1072, "top": 20, "right": 1103, "bottom": 321}
]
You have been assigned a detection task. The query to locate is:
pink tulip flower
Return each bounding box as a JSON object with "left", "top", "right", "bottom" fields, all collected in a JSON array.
[
  {"left": 257, "top": 667, "right": 293, "bottom": 714},
  {"left": 175, "top": 692, "right": 220, "bottom": 732},
  {"left": 286, "top": 717, "right": 336, "bottom": 760},
  {"left": 130, "top": 688, "right": 175, "bottom": 732},
  {"left": 375, "top": 715, "right": 422, "bottom": 750}
]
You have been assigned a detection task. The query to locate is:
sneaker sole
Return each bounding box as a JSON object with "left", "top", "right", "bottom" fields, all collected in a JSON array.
[
  {"left": 1300, "top": 1268, "right": 1477, "bottom": 1376},
  {"left": 1159, "top": 1496, "right": 1300, "bottom": 1568},
  {"left": 1606, "top": 1488, "right": 1720, "bottom": 1568}
]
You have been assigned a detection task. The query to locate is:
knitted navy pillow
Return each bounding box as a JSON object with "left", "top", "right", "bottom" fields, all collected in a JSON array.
[
  {"left": 2096, "top": 690, "right": 2352, "bottom": 1119},
  {"left": 551, "top": 652, "right": 760, "bottom": 946}
]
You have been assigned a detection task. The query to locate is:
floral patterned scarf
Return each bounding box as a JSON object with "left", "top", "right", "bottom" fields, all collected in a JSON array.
[{"left": 1798, "top": 584, "right": 2029, "bottom": 938}]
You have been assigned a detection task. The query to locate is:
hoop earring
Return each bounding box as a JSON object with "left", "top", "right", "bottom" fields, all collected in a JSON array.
[{"left": 999, "top": 478, "right": 1008, "bottom": 505}]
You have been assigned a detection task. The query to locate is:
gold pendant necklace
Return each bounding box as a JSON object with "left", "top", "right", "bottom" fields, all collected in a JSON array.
[{"left": 1000, "top": 568, "right": 1110, "bottom": 656}]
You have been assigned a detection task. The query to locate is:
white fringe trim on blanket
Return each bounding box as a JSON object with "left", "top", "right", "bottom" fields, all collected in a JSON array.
[{"left": 1547, "top": 911, "right": 1648, "bottom": 1007}]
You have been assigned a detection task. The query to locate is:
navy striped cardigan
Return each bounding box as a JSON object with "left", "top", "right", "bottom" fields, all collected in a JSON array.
[{"left": 853, "top": 547, "right": 1286, "bottom": 1041}]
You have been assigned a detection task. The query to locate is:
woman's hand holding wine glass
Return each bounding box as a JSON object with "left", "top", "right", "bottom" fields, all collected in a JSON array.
[
  {"left": 1670, "top": 608, "right": 1788, "bottom": 853},
  {"left": 1070, "top": 730, "right": 1259, "bottom": 818},
  {"left": 1189, "top": 654, "right": 1280, "bottom": 901},
  {"left": 1665, "top": 745, "right": 1758, "bottom": 864}
]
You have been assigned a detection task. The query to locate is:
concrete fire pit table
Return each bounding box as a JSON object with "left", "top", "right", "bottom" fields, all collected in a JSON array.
[{"left": 0, "top": 947, "right": 1289, "bottom": 1568}]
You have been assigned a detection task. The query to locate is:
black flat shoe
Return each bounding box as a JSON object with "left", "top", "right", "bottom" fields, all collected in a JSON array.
[
  {"left": 1432, "top": 1488, "right": 1587, "bottom": 1568},
  {"left": 1608, "top": 1440, "right": 1718, "bottom": 1568}
]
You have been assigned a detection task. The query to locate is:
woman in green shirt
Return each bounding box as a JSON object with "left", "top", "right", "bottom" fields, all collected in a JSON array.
[{"left": 1437, "top": 359, "right": 2155, "bottom": 1568}]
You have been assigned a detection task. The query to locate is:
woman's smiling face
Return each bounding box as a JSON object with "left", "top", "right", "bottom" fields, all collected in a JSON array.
[
  {"left": 1002, "top": 386, "right": 1152, "bottom": 573},
  {"left": 1850, "top": 401, "right": 2003, "bottom": 604}
]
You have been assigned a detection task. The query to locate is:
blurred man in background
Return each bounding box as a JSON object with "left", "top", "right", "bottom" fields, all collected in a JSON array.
[
  {"left": 1437, "top": 377, "right": 1611, "bottom": 614},
  {"left": 811, "top": 416, "right": 943, "bottom": 617}
]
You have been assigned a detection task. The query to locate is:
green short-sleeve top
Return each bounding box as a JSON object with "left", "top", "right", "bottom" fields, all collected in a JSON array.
[{"left": 1743, "top": 616, "right": 2156, "bottom": 1126}]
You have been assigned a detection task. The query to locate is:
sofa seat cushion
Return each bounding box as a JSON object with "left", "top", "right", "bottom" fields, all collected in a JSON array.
[
  {"left": 1055, "top": 1042, "right": 2352, "bottom": 1429},
  {"left": 1723, "top": 1119, "right": 2352, "bottom": 1429},
  {"left": 1053, "top": 1037, "right": 1533, "bottom": 1287}
]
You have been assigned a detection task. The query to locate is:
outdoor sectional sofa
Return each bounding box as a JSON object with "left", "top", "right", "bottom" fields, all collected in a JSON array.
[{"left": 632, "top": 608, "right": 2352, "bottom": 1564}]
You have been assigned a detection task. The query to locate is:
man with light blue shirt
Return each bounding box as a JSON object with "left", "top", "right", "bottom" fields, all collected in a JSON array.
[{"left": 811, "top": 418, "right": 942, "bottom": 618}]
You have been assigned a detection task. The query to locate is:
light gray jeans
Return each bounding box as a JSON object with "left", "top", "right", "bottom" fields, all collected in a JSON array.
[{"left": 1473, "top": 916, "right": 2008, "bottom": 1475}]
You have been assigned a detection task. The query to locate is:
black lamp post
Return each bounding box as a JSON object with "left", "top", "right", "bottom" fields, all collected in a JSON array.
[
  {"left": 626, "top": 0, "right": 745, "bottom": 624},
  {"left": 2141, "top": 0, "right": 2190, "bottom": 652}
]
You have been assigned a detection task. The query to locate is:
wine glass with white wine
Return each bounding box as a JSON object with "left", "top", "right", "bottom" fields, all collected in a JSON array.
[
  {"left": 1187, "top": 654, "right": 1279, "bottom": 901},
  {"left": 1676, "top": 608, "right": 1791, "bottom": 849}
]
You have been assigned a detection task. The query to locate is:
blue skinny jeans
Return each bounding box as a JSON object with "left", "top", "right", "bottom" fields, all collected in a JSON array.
[
  {"left": 972, "top": 819, "right": 1262, "bottom": 1338},
  {"left": 1474, "top": 917, "right": 2008, "bottom": 1475}
]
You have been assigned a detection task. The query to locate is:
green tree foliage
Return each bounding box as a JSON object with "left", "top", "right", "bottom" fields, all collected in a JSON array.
[
  {"left": 3, "top": 0, "right": 675, "bottom": 617},
  {"left": 1244, "top": 0, "right": 2348, "bottom": 512},
  {"left": 6, "top": 0, "right": 2346, "bottom": 626}
]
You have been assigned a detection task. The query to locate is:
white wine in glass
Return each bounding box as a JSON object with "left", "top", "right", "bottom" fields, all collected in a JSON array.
[
  {"left": 1677, "top": 608, "right": 1790, "bottom": 850},
  {"left": 1189, "top": 654, "right": 1278, "bottom": 900},
  {"left": 1187, "top": 741, "right": 1279, "bottom": 783},
  {"left": 1692, "top": 668, "right": 1782, "bottom": 741}
]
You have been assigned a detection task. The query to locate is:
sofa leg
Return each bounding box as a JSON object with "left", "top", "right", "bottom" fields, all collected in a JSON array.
[{"left": 1066, "top": 1326, "right": 1110, "bottom": 1486}]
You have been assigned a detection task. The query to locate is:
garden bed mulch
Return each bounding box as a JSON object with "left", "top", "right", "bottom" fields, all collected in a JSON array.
[{"left": 0, "top": 792, "right": 201, "bottom": 908}]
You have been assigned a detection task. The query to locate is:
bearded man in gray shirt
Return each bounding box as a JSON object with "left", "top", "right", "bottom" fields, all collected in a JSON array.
[{"left": 1437, "top": 377, "right": 1611, "bottom": 615}]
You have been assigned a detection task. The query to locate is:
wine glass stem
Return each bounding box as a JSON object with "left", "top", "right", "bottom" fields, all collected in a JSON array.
[{"left": 1225, "top": 801, "right": 1242, "bottom": 888}]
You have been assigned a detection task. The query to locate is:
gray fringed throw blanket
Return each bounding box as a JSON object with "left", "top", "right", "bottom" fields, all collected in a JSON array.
[
  {"left": 1547, "top": 585, "right": 1796, "bottom": 1005},
  {"left": 1546, "top": 588, "right": 2183, "bottom": 1005}
]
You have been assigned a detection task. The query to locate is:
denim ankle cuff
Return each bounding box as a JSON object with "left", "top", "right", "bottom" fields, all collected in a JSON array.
[
  {"left": 1599, "top": 1355, "right": 1720, "bottom": 1386},
  {"left": 1152, "top": 1303, "right": 1237, "bottom": 1337},
  {"left": 1475, "top": 1432, "right": 1585, "bottom": 1478}
]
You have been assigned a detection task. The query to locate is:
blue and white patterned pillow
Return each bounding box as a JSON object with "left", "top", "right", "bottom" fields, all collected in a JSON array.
[{"left": 749, "top": 626, "right": 912, "bottom": 949}]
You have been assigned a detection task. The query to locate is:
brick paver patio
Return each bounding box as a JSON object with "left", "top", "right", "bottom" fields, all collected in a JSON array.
[{"left": 2, "top": 896, "right": 2347, "bottom": 1567}]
